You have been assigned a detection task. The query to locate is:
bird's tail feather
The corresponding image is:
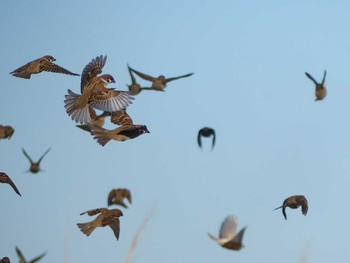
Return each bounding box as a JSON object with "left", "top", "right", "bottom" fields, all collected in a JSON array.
[
  {"left": 64, "top": 89, "right": 92, "bottom": 124},
  {"left": 77, "top": 222, "right": 96, "bottom": 236}
]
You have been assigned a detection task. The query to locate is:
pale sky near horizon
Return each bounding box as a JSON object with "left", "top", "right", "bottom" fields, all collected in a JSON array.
[{"left": 1, "top": 1, "right": 350, "bottom": 263}]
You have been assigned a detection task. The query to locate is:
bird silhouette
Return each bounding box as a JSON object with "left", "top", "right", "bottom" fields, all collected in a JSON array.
[
  {"left": 22, "top": 148, "right": 50, "bottom": 174},
  {"left": 305, "top": 70, "right": 327, "bottom": 101},
  {"left": 126, "top": 64, "right": 143, "bottom": 95},
  {"left": 107, "top": 188, "right": 132, "bottom": 208},
  {"left": 15, "top": 246, "right": 46, "bottom": 263},
  {"left": 208, "top": 215, "right": 247, "bottom": 250},
  {"left": 128, "top": 65, "right": 194, "bottom": 91},
  {"left": 0, "top": 257, "right": 10, "bottom": 263},
  {"left": 198, "top": 127, "right": 216, "bottom": 151},
  {"left": 10, "top": 55, "right": 79, "bottom": 79},
  {"left": 0, "top": 125, "right": 14, "bottom": 140},
  {"left": 0, "top": 172, "right": 21, "bottom": 196},
  {"left": 275, "top": 195, "right": 308, "bottom": 220},
  {"left": 77, "top": 208, "right": 123, "bottom": 240}
]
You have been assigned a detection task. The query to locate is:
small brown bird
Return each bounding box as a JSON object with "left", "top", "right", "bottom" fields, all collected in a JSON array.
[
  {"left": 22, "top": 148, "right": 50, "bottom": 174},
  {"left": 108, "top": 188, "right": 132, "bottom": 208},
  {"left": 208, "top": 215, "right": 247, "bottom": 250},
  {"left": 87, "top": 110, "right": 150, "bottom": 146},
  {"left": 275, "top": 195, "right": 308, "bottom": 220},
  {"left": 10, "top": 55, "right": 79, "bottom": 79},
  {"left": 305, "top": 70, "right": 327, "bottom": 101},
  {"left": 127, "top": 64, "right": 143, "bottom": 95},
  {"left": 76, "top": 107, "right": 111, "bottom": 132},
  {"left": 64, "top": 55, "right": 134, "bottom": 124},
  {"left": 198, "top": 127, "right": 216, "bottom": 151},
  {"left": 0, "top": 257, "right": 10, "bottom": 263},
  {"left": 128, "top": 66, "right": 194, "bottom": 91},
  {"left": 15, "top": 246, "right": 47, "bottom": 263},
  {"left": 77, "top": 208, "right": 123, "bottom": 240},
  {"left": 0, "top": 125, "right": 14, "bottom": 140},
  {"left": 0, "top": 172, "right": 21, "bottom": 196}
]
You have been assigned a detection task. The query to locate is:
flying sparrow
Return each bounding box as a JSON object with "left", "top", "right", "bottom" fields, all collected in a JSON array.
[
  {"left": 76, "top": 107, "right": 111, "bottom": 132},
  {"left": 15, "top": 246, "right": 46, "bottom": 263},
  {"left": 0, "top": 125, "right": 14, "bottom": 139},
  {"left": 305, "top": 70, "right": 327, "bottom": 101},
  {"left": 127, "top": 64, "right": 143, "bottom": 95},
  {"left": 128, "top": 65, "right": 194, "bottom": 91},
  {"left": 0, "top": 172, "right": 21, "bottom": 196},
  {"left": 77, "top": 208, "right": 123, "bottom": 240},
  {"left": 275, "top": 195, "right": 308, "bottom": 220},
  {"left": 107, "top": 188, "right": 132, "bottom": 208},
  {"left": 208, "top": 215, "right": 247, "bottom": 250},
  {"left": 10, "top": 55, "right": 79, "bottom": 79},
  {"left": 87, "top": 110, "right": 149, "bottom": 146},
  {"left": 22, "top": 148, "right": 50, "bottom": 174},
  {"left": 64, "top": 55, "right": 134, "bottom": 124},
  {"left": 198, "top": 127, "right": 216, "bottom": 151}
]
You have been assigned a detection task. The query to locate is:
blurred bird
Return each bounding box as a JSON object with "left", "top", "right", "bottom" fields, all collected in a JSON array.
[
  {"left": 0, "top": 125, "right": 14, "bottom": 140},
  {"left": 10, "top": 55, "right": 79, "bottom": 79},
  {"left": 0, "top": 257, "right": 10, "bottom": 263},
  {"left": 127, "top": 64, "right": 142, "bottom": 95},
  {"left": 22, "top": 148, "right": 51, "bottom": 174},
  {"left": 128, "top": 66, "right": 194, "bottom": 91},
  {"left": 305, "top": 70, "right": 327, "bottom": 101},
  {"left": 275, "top": 195, "right": 308, "bottom": 220},
  {"left": 0, "top": 172, "right": 21, "bottom": 196},
  {"left": 87, "top": 110, "right": 149, "bottom": 146},
  {"left": 15, "top": 246, "right": 47, "bottom": 263},
  {"left": 198, "top": 127, "right": 216, "bottom": 151},
  {"left": 76, "top": 107, "right": 111, "bottom": 132},
  {"left": 77, "top": 208, "right": 123, "bottom": 240},
  {"left": 208, "top": 215, "right": 247, "bottom": 250},
  {"left": 108, "top": 188, "right": 132, "bottom": 208},
  {"left": 64, "top": 55, "right": 133, "bottom": 124}
]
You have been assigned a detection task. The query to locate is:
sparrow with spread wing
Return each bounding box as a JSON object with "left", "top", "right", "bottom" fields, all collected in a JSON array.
[
  {"left": 305, "top": 70, "right": 327, "bottom": 101},
  {"left": 208, "top": 215, "right": 247, "bottom": 250},
  {"left": 128, "top": 65, "right": 194, "bottom": 91},
  {"left": 22, "top": 148, "right": 50, "bottom": 174},
  {"left": 198, "top": 127, "right": 216, "bottom": 151},
  {"left": 64, "top": 55, "right": 134, "bottom": 124},
  {"left": 0, "top": 125, "right": 14, "bottom": 139},
  {"left": 10, "top": 55, "right": 79, "bottom": 79},
  {"left": 107, "top": 188, "right": 132, "bottom": 208},
  {"left": 15, "top": 246, "right": 47, "bottom": 263},
  {"left": 87, "top": 110, "right": 149, "bottom": 146},
  {"left": 77, "top": 208, "right": 123, "bottom": 240},
  {"left": 127, "top": 64, "right": 143, "bottom": 95},
  {"left": 0, "top": 172, "right": 21, "bottom": 196},
  {"left": 275, "top": 195, "right": 308, "bottom": 220}
]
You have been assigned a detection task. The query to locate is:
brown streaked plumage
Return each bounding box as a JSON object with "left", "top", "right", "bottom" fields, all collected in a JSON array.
[
  {"left": 22, "top": 148, "right": 50, "bottom": 174},
  {"left": 87, "top": 110, "right": 149, "bottom": 146},
  {"left": 305, "top": 70, "right": 327, "bottom": 101},
  {"left": 275, "top": 195, "right": 308, "bottom": 220},
  {"left": 0, "top": 125, "right": 14, "bottom": 140},
  {"left": 77, "top": 208, "right": 123, "bottom": 240},
  {"left": 1, "top": 257, "right": 10, "bottom": 263},
  {"left": 107, "top": 188, "right": 132, "bottom": 208},
  {"left": 208, "top": 215, "right": 247, "bottom": 250},
  {"left": 0, "top": 172, "right": 21, "bottom": 196},
  {"left": 76, "top": 108, "right": 111, "bottom": 132},
  {"left": 10, "top": 55, "right": 79, "bottom": 79},
  {"left": 64, "top": 55, "right": 134, "bottom": 124},
  {"left": 128, "top": 66, "right": 194, "bottom": 91},
  {"left": 15, "top": 246, "right": 47, "bottom": 263},
  {"left": 198, "top": 127, "right": 216, "bottom": 151}
]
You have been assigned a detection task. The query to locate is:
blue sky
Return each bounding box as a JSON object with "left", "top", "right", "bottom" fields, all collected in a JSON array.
[{"left": 1, "top": 0, "right": 350, "bottom": 262}]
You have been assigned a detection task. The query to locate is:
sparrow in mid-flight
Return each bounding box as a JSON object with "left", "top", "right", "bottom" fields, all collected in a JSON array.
[
  {"left": 22, "top": 148, "right": 51, "bottom": 174},
  {"left": 128, "top": 66, "right": 194, "bottom": 91},
  {"left": 108, "top": 188, "right": 132, "bottom": 208},
  {"left": 10, "top": 55, "right": 79, "bottom": 79},
  {"left": 64, "top": 55, "right": 133, "bottom": 124},
  {"left": 15, "top": 246, "right": 47, "bottom": 263},
  {"left": 275, "top": 195, "right": 308, "bottom": 220},
  {"left": 208, "top": 215, "right": 247, "bottom": 250},
  {"left": 305, "top": 70, "right": 327, "bottom": 101},
  {"left": 0, "top": 125, "right": 14, "bottom": 139},
  {"left": 0, "top": 172, "right": 21, "bottom": 196},
  {"left": 198, "top": 127, "right": 216, "bottom": 151},
  {"left": 77, "top": 208, "right": 123, "bottom": 240}
]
